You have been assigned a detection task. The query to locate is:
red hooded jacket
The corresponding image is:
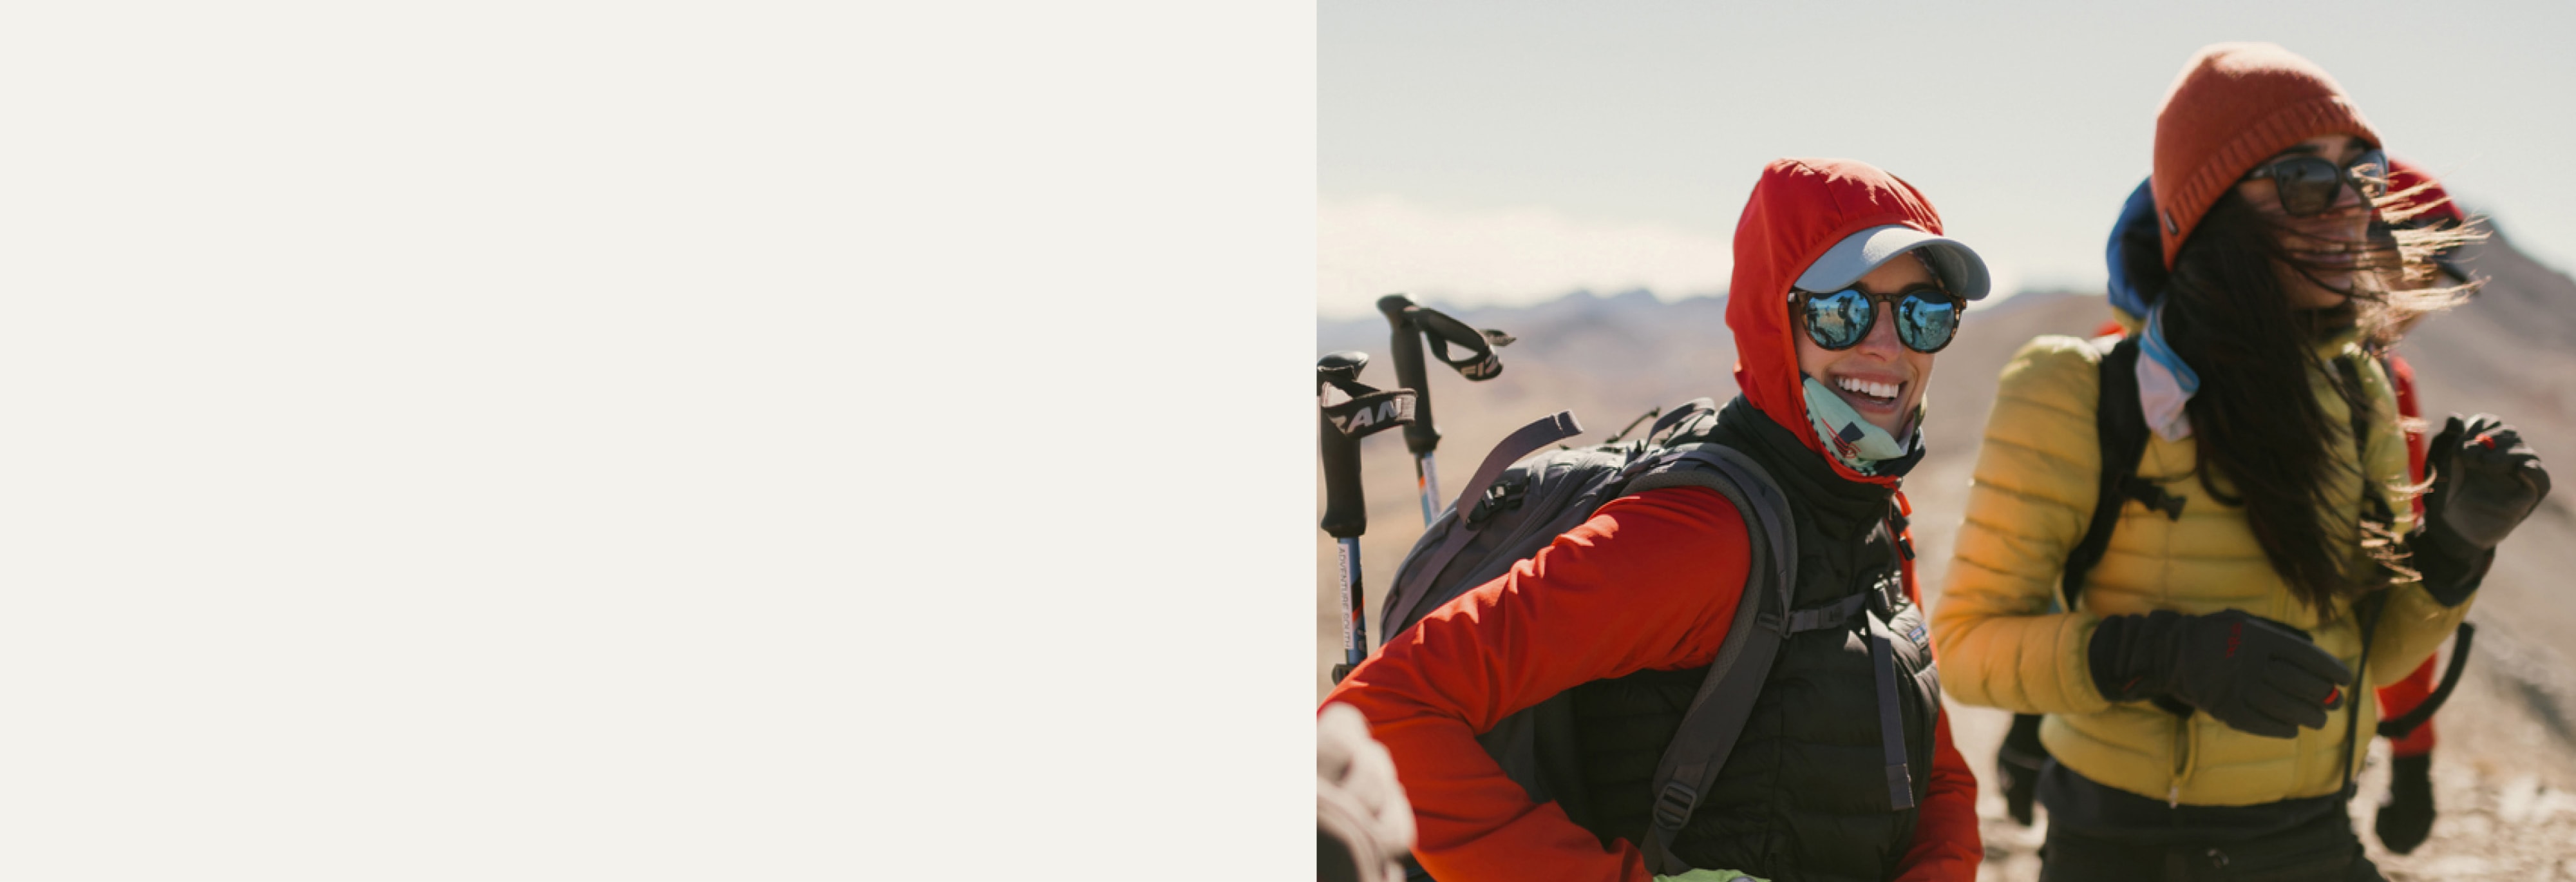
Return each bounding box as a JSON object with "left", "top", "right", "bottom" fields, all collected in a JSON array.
[{"left": 1322, "top": 159, "right": 1980, "bottom": 882}]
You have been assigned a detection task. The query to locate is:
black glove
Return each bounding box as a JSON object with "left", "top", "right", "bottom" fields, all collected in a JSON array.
[
  {"left": 2089, "top": 609, "right": 2353, "bottom": 739},
  {"left": 2416, "top": 414, "right": 2549, "bottom": 604},
  {"left": 1996, "top": 713, "right": 2049, "bottom": 826},
  {"left": 2375, "top": 753, "right": 2436, "bottom": 854},
  {"left": 2422, "top": 414, "right": 2550, "bottom": 554}
]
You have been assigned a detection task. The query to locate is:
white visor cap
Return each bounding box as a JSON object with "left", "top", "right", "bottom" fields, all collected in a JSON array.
[{"left": 1794, "top": 224, "right": 1991, "bottom": 301}]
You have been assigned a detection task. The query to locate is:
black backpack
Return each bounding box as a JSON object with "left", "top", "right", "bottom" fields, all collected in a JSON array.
[{"left": 1374, "top": 397, "right": 1911, "bottom": 877}]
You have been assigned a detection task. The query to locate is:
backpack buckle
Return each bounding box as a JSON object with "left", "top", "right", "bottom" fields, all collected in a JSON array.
[
  {"left": 2122, "top": 477, "right": 2186, "bottom": 521},
  {"left": 1465, "top": 479, "right": 1526, "bottom": 526},
  {"left": 1652, "top": 781, "right": 1699, "bottom": 831}
]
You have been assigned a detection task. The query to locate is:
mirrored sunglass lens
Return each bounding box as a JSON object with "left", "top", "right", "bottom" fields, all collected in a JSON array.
[
  {"left": 2353, "top": 149, "right": 2389, "bottom": 198},
  {"left": 1897, "top": 296, "right": 1957, "bottom": 351},
  {"left": 1805, "top": 290, "right": 1870, "bottom": 348}
]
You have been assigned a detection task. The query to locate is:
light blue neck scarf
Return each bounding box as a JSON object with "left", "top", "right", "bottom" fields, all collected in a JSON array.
[{"left": 2136, "top": 301, "right": 2201, "bottom": 441}]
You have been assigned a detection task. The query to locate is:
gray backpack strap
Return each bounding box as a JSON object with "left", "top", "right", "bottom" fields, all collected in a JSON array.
[
  {"left": 1382, "top": 410, "right": 1584, "bottom": 636},
  {"left": 1864, "top": 601, "right": 1917, "bottom": 810},
  {"left": 1624, "top": 445, "right": 1797, "bottom": 877}
]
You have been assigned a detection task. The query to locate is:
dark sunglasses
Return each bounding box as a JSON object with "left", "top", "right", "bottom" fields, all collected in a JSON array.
[
  {"left": 2243, "top": 148, "right": 2388, "bottom": 217},
  {"left": 1791, "top": 285, "right": 1962, "bottom": 353}
]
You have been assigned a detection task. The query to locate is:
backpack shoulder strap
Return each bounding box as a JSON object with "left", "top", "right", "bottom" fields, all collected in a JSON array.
[
  {"left": 2062, "top": 335, "right": 2180, "bottom": 610},
  {"left": 1381, "top": 410, "right": 1586, "bottom": 634},
  {"left": 1645, "top": 397, "right": 1718, "bottom": 444},
  {"left": 2335, "top": 356, "right": 2398, "bottom": 526},
  {"left": 1623, "top": 444, "right": 1799, "bottom": 877},
  {"left": 2378, "top": 622, "right": 2475, "bottom": 740}
]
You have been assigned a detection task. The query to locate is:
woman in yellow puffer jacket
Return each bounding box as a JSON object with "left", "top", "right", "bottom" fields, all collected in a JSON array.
[{"left": 1931, "top": 44, "right": 2551, "bottom": 881}]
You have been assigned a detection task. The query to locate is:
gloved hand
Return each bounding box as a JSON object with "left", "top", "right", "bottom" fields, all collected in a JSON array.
[
  {"left": 2088, "top": 609, "right": 2353, "bottom": 739},
  {"left": 1995, "top": 713, "right": 2048, "bottom": 826},
  {"left": 1654, "top": 870, "right": 1767, "bottom": 882},
  {"left": 2421, "top": 414, "right": 2550, "bottom": 557},
  {"left": 2374, "top": 753, "right": 2436, "bottom": 854}
]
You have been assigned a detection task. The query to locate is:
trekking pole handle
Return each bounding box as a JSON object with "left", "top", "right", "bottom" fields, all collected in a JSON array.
[
  {"left": 1320, "top": 414, "right": 1367, "bottom": 541},
  {"left": 1319, "top": 351, "right": 1373, "bottom": 539},
  {"left": 1378, "top": 294, "right": 1441, "bottom": 458}
]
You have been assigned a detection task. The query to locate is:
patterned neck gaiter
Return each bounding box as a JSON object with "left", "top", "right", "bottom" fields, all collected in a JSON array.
[{"left": 1801, "top": 375, "right": 1919, "bottom": 476}]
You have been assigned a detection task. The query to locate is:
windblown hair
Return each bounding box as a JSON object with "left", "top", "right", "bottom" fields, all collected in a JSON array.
[
  {"left": 2369, "top": 178, "right": 2488, "bottom": 342},
  {"left": 2135, "top": 185, "right": 2485, "bottom": 612}
]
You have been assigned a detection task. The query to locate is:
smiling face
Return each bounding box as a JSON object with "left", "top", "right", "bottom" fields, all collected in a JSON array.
[
  {"left": 2234, "top": 133, "right": 2378, "bottom": 309},
  {"left": 1794, "top": 253, "right": 1940, "bottom": 438}
]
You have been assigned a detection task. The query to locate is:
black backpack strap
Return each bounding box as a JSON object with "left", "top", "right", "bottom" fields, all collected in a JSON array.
[
  {"left": 1864, "top": 589, "right": 1917, "bottom": 811},
  {"left": 2334, "top": 356, "right": 2398, "bottom": 527},
  {"left": 1646, "top": 398, "right": 1718, "bottom": 443},
  {"left": 2378, "top": 622, "right": 2476, "bottom": 740},
  {"left": 2329, "top": 362, "right": 2396, "bottom": 796},
  {"left": 2063, "top": 336, "right": 2184, "bottom": 610},
  {"left": 2340, "top": 593, "right": 2386, "bottom": 798},
  {"left": 1381, "top": 410, "right": 1584, "bottom": 635},
  {"left": 1622, "top": 445, "right": 1797, "bottom": 877}
]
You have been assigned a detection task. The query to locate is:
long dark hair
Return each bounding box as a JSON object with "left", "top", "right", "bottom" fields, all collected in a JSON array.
[{"left": 2142, "top": 188, "right": 2481, "bottom": 611}]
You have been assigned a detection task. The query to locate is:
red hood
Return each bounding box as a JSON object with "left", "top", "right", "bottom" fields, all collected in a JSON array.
[{"left": 1724, "top": 158, "right": 1953, "bottom": 488}]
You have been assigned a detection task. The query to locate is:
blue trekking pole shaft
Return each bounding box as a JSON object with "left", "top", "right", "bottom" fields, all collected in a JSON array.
[
  {"left": 1337, "top": 537, "right": 1365, "bottom": 672},
  {"left": 1378, "top": 294, "right": 1443, "bottom": 524}
]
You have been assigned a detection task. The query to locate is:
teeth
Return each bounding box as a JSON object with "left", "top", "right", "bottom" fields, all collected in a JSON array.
[{"left": 1837, "top": 377, "right": 1899, "bottom": 400}]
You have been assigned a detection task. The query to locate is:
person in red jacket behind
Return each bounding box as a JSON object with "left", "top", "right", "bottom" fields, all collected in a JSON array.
[
  {"left": 2367, "top": 157, "right": 2479, "bottom": 854},
  {"left": 1323, "top": 158, "right": 1985, "bottom": 882}
]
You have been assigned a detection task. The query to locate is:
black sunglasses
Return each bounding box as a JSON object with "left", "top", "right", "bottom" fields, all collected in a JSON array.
[
  {"left": 2243, "top": 148, "right": 2388, "bottom": 217},
  {"left": 1790, "top": 285, "right": 1962, "bottom": 354}
]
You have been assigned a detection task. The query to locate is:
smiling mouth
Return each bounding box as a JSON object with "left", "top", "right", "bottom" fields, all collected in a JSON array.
[{"left": 1835, "top": 376, "right": 1902, "bottom": 408}]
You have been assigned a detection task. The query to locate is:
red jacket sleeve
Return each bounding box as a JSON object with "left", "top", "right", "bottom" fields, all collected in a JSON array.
[
  {"left": 1321, "top": 486, "right": 1752, "bottom": 882},
  {"left": 1893, "top": 711, "right": 1982, "bottom": 881}
]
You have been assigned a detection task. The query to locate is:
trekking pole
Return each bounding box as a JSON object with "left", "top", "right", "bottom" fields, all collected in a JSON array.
[
  {"left": 1376, "top": 294, "right": 1514, "bottom": 525},
  {"left": 1318, "top": 350, "right": 1415, "bottom": 684}
]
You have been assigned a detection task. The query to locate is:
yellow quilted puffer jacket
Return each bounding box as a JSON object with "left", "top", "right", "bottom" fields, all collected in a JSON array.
[{"left": 1931, "top": 332, "right": 2471, "bottom": 806}]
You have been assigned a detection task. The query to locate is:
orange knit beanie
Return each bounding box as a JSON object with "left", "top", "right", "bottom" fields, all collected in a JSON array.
[{"left": 2150, "top": 43, "right": 2380, "bottom": 267}]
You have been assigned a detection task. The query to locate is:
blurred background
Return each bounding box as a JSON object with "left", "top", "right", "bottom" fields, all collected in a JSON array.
[{"left": 1316, "top": 3, "right": 2576, "bottom": 879}]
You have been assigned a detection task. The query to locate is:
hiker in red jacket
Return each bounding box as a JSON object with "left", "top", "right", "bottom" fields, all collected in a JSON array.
[{"left": 1323, "top": 158, "right": 1984, "bottom": 882}]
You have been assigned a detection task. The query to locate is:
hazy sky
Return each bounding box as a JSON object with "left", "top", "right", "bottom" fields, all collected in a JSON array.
[{"left": 1320, "top": 1, "right": 2576, "bottom": 318}]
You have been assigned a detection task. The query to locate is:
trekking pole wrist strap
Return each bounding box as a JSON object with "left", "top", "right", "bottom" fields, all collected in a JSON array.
[{"left": 1320, "top": 379, "right": 1416, "bottom": 441}]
